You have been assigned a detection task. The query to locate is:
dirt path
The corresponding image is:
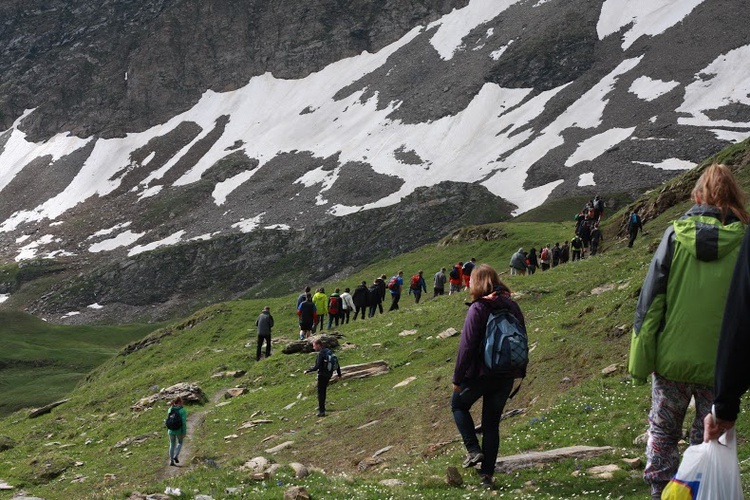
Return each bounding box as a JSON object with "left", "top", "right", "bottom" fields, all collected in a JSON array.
[{"left": 161, "top": 389, "right": 227, "bottom": 479}]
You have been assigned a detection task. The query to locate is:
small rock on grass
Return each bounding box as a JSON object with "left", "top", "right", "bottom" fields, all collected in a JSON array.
[
  {"left": 446, "top": 466, "right": 463, "bottom": 487},
  {"left": 284, "top": 486, "right": 311, "bottom": 500}
]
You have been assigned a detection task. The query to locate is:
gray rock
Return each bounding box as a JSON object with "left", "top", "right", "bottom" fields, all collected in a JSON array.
[
  {"left": 284, "top": 486, "right": 311, "bottom": 500},
  {"left": 446, "top": 466, "right": 463, "bottom": 486},
  {"left": 289, "top": 462, "right": 308, "bottom": 479}
]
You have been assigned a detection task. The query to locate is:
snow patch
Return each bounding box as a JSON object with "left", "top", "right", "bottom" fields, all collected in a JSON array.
[
  {"left": 677, "top": 45, "right": 750, "bottom": 129},
  {"left": 0, "top": 294, "right": 9, "bottom": 304},
  {"left": 16, "top": 234, "right": 59, "bottom": 262},
  {"left": 633, "top": 158, "right": 694, "bottom": 170},
  {"left": 88, "top": 230, "right": 146, "bottom": 253},
  {"left": 128, "top": 230, "right": 186, "bottom": 256},
  {"left": 490, "top": 40, "right": 514, "bottom": 61},
  {"left": 428, "top": 0, "right": 522, "bottom": 60},
  {"left": 61, "top": 311, "right": 80, "bottom": 319},
  {"left": 629, "top": 76, "right": 679, "bottom": 101},
  {"left": 565, "top": 128, "right": 636, "bottom": 167},
  {"left": 88, "top": 222, "right": 132, "bottom": 239},
  {"left": 264, "top": 224, "right": 291, "bottom": 231},
  {"left": 578, "top": 173, "right": 596, "bottom": 186},
  {"left": 232, "top": 214, "right": 265, "bottom": 233},
  {"left": 709, "top": 129, "right": 750, "bottom": 143},
  {"left": 597, "top": 0, "right": 707, "bottom": 50},
  {"left": 87, "top": 303, "right": 104, "bottom": 310}
]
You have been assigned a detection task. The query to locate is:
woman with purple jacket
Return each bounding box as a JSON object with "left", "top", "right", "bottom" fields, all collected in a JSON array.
[{"left": 451, "top": 263, "right": 525, "bottom": 490}]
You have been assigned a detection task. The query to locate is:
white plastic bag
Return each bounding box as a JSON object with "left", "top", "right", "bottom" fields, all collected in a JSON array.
[{"left": 662, "top": 428, "right": 744, "bottom": 499}]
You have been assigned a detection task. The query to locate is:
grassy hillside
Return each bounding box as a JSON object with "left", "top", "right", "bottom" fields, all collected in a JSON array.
[
  {"left": 0, "top": 141, "right": 748, "bottom": 499},
  {"left": 0, "top": 312, "right": 159, "bottom": 416}
]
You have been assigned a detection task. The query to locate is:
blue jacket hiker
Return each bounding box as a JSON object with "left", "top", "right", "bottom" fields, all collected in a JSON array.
[
  {"left": 166, "top": 396, "right": 187, "bottom": 466},
  {"left": 388, "top": 271, "right": 404, "bottom": 311},
  {"left": 304, "top": 339, "right": 342, "bottom": 417},
  {"left": 451, "top": 263, "right": 525, "bottom": 491},
  {"left": 408, "top": 270, "right": 427, "bottom": 303}
]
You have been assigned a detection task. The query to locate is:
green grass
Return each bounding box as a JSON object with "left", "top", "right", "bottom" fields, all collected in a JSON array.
[{"left": 0, "top": 311, "right": 159, "bottom": 415}]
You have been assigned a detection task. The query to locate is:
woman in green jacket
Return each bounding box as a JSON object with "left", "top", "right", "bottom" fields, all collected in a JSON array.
[
  {"left": 167, "top": 396, "right": 187, "bottom": 466},
  {"left": 628, "top": 163, "right": 750, "bottom": 499}
]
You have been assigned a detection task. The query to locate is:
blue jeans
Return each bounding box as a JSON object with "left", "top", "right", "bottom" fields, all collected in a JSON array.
[
  {"left": 169, "top": 433, "right": 184, "bottom": 460},
  {"left": 451, "top": 377, "right": 513, "bottom": 476}
]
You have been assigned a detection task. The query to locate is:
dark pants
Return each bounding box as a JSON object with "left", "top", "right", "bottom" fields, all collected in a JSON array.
[
  {"left": 451, "top": 377, "right": 514, "bottom": 476},
  {"left": 327, "top": 313, "right": 340, "bottom": 329},
  {"left": 315, "top": 314, "right": 325, "bottom": 331},
  {"left": 389, "top": 293, "right": 401, "bottom": 311},
  {"left": 572, "top": 251, "right": 580, "bottom": 261},
  {"left": 342, "top": 309, "right": 350, "bottom": 324},
  {"left": 628, "top": 229, "right": 639, "bottom": 247},
  {"left": 590, "top": 241, "right": 599, "bottom": 255},
  {"left": 256, "top": 335, "right": 271, "bottom": 360},
  {"left": 354, "top": 305, "right": 366, "bottom": 320},
  {"left": 434, "top": 287, "right": 444, "bottom": 298},
  {"left": 317, "top": 373, "right": 332, "bottom": 413},
  {"left": 413, "top": 291, "right": 422, "bottom": 303}
]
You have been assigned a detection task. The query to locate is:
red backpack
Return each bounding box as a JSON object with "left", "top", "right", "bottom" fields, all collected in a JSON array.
[
  {"left": 410, "top": 274, "right": 421, "bottom": 289},
  {"left": 328, "top": 296, "right": 340, "bottom": 315},
  {"left": 540, "top": 248, "right": 550, "bottom": 261},
  {"left": 387, "top": 276, "right": 399, "bottom": 290}
]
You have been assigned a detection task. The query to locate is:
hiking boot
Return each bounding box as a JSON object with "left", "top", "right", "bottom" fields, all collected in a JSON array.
[
  {"left": 317, "top": 411, "right": 326, "bottom": 417},
  {"left": 480, "top": 474, "right": 495, "bottom": 490},
  {"left": 173, "top": 457, "right": 179, "bottom": 464},
  {"left": 170, "top": 460, "right": 176, "bottom": 466},
  {"left": 462, "top": 450, "right": 484, "bottom": 468}
]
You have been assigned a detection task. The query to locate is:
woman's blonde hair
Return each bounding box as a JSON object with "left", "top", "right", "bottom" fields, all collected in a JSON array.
[
  {"left": 469, "top": 264, "right": 509, "bottom": 300},
  {"left": 692, "top": 163, "right": 750, "bottom": 224}
]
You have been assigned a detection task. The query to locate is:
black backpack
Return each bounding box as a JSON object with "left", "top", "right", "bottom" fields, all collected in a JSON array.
[
  {"left": 324, "top": 349, "right": 339, "bottom": 374},
  {"left": 165, "top": 406, "right": 182, "bottom": 431},
  {"left": 482, "top": 309, "right": 528, "bottom": 398},
  {"left": 449, "top": 267, "right": 460, "bottom": 280}
]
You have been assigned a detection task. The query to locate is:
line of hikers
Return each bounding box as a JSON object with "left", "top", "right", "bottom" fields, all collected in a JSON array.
[{"left": 294, "top": 259, "right": 481, "bottom": 338}]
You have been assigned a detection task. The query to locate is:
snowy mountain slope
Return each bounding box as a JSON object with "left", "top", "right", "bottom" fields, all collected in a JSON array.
[{"left": 0, "top": 0, "right": 749, "bottom": 322}]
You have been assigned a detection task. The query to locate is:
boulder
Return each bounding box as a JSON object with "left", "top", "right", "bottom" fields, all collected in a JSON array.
[
  {"left": 224, "top": 387, "right": 248, "bottom": 398},
  {"left": 289, "top": 462, "right": 308, "bottom": 478},
  {"left": 446, "top": 466, "right": 463, "bottom": 486},
  {"left": 284, "top": 486, "right": 311, "bottom": 500},
  {"left": 240, "top": 456, "right": 269, "bottom": 473},
  {"left": 438, "top": 328, "right": 459, "bottom": 339},
  {"left": 282, "top": 334, "right": 342, "bottom": 354},
  {"left": 265, "top": 441, "right": 294, "bottom": 454},
  {"left": 28, "top": 399, "right": 71, "bottom": 419},
  {"left": 330, "top": 360, "right": 389, "bottom": 384},
  {"left": 131, "top": 383, "right": 206, "bottom": 411},
  {"left": 621, "top": 457, "right": 643, "bottom": 469},
  {"left": 587, "top": 464, "right": 621, "bottom": 479},
  {"left": 601, "top": 364, "right": 619, "bottom": 376}
]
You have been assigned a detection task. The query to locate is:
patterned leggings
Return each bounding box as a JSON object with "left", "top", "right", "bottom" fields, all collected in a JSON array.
[{"left": 644, "top": 373, "right": 713, "bottom": 488}]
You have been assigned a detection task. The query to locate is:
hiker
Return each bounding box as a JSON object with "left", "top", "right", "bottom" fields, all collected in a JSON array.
[
  {"left": 255, "top": 306, "right": 274, "bottom": 361},
  {"left": 571, "top": 235, "right": 583, "bottom": 261},
  {"left": 340, "top": 287, "right": 355, "bottom": 324},
  {"left": 560, "top": 241, "right": 570, "bottom": 264},
  {"left": 434, "top": 267, "right": 447, "bottom": 297},
  {"left": 352, "top": 281, "right": 369, "bottom": 320},
  {"left": 166, "top": 396, "right": 187, "bottom": 466},
  {"left": 304, "top": 338, "right": 342, "bottom": 417},
  {"left": 297, "top": 294, "right": 317, "bottom": 339},
  {"left": 312, "top": 288, "right": 327, "bottom": 332},
  {"left": 628, "top": 163, "right": 749, "bottom": 499},
  {"left": 539, "top": 244, "right": 551, "bottom": 271},
  {"left": 509, "top": 248, "right": 527, "bottom": 276},
  {"left": 367, "top": 279, "right": 382, "bottom": 318},
  {"left": 526, "top": 248, "right": 538, "bottom": 275},
  {"left": 327, "top": 289, "right": 343, "bottom": 329},
  {"left": 451, "top": 264, "right": 525, "bottom": 490},
  {"left": 462, "top": 258, "right": 476, "bottom": 288},
  {"left": 449, "top": 263, "right": 463, "bottom": 294},
  {"left": 551, "top": 242, "right": 561, "bottom": 267},
  {"left": 590, "top": 224, "right": 603, "bottom": 256},
  {"left": 705, "top": 225, "right": 750, "bottom": 441},
  {"left": 579, "top": 220, "right": 592, "bottom": 258},
  {"left": 388, "top": 271, "right": 404, "bottom": 311},
  {"left": 408, "top": 270, "right": 427, "bottom": 303},
  {"left": 376, "top": 275, "right": 387, "bottom": 314},
  {"left": 296, "top": 286, "right": 311, "bottom": 307},
  {"left": 627, "top": 210, "right": 644, "bottom": 247},
  {"left": 592, "top": 195, "right": 604, "bottom": 221}
]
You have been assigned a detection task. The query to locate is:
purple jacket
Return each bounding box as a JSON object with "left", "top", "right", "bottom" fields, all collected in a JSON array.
[{"left": 452, "top": 288, "right": 525, "bottom": 385}]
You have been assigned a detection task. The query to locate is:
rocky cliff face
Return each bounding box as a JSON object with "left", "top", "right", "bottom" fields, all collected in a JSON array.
[
  {"left": 0, "top": 0, "right": 467, "bottom": 141},
  {"left": 1, "top": 0, "right": 749, "bottom": 323}
]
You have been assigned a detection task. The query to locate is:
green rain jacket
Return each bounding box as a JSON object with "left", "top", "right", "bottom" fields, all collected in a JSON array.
[{"left": 628, "top": 205, "right": 746, "bottom": 386}]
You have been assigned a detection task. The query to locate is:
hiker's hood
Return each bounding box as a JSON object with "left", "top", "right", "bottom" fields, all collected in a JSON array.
[{"left": 673, "top": 204, "right": 745, "bottom": 262}]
